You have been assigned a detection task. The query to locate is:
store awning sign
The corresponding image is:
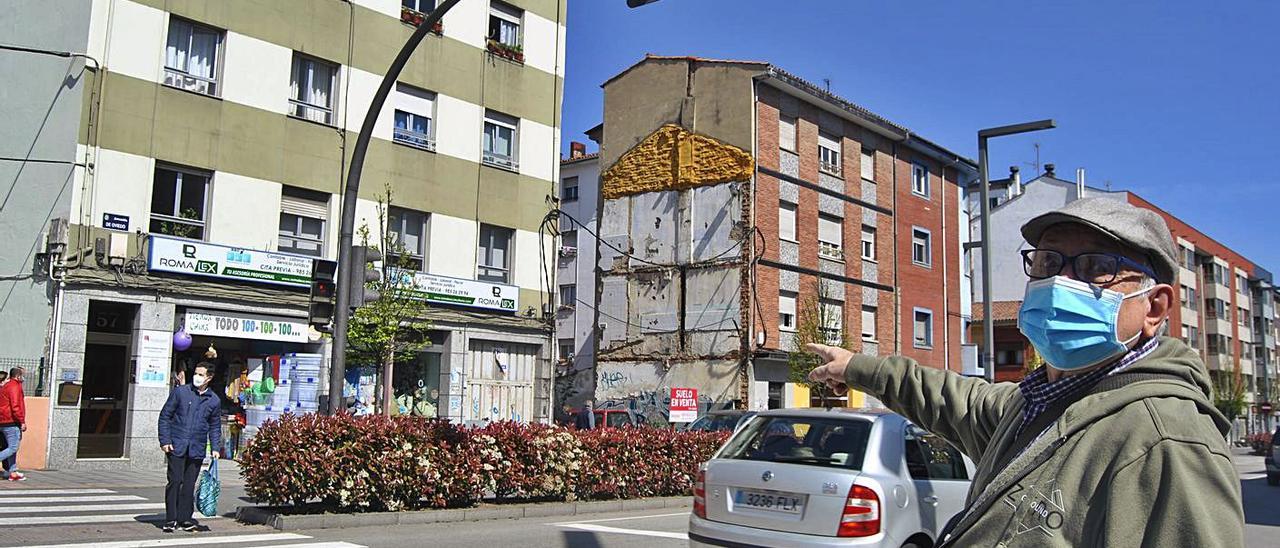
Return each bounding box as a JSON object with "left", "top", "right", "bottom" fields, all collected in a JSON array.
[
  {"left": 149, "top": 236, "right": 313, "bottom": 288},
  {"left": 184, "top": 309, "right": 310, "bottom": 343},
  {"left": 389, "top": 268, "right": 519, "bottom": 313}
]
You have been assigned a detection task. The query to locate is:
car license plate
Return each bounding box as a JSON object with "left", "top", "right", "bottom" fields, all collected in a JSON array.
[{"left": 733, "top": 488, "right": 804, "bottom": 514}]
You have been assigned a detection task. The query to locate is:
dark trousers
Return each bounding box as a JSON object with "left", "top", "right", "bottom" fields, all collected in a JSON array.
[{"left": 165, "top": 454, "right": 203, "bottom": 524}]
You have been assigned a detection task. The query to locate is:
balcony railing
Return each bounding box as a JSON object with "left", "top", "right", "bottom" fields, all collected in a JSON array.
[
  {"left": 483, "top": 151, "right": 519, "bottom": 172},
  {"left": 393, "top": 127, "right": 436, "bottom": 152},
  {"left": 163, "top": 68, "right": 217, "bottom": 96},
  {"left": 820, "top": 160, "right": 842, "bottom": 177},
  {"left": 818, "top": 242, "right": 845, "bottom": 261},
  {"left": 289, "top": 99, "right": 333, "bottom": 125}
]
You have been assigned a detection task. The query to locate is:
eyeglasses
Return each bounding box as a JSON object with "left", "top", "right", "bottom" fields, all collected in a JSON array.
[{"left": 1020, "top": 249, "right": 1158, "bottom": 285}]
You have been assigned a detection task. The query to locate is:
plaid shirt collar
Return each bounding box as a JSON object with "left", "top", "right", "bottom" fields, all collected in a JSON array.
[{"left": 1015, "top": 337, "right": 1161, "bottom": 440}]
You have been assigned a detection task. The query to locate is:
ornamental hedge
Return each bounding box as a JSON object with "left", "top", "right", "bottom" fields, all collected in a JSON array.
[{"left": 239, "top": 414, "right": 728, "bottom": 512}]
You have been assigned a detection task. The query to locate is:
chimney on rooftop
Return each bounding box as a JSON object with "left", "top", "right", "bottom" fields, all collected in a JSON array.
[
  {"left": 1011, "top": 166, "right": 1022, "bottom": 197},
  {"left": 1076, "top": 168, "right": 1086, "bottom": 200},
  {"left": 570, "top": 141, "right": 586, "bottom": 159}
]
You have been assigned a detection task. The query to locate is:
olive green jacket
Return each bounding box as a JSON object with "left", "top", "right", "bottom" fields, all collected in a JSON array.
[{"left": 843, "top": 337, "right": 1243, "bottom": 547}]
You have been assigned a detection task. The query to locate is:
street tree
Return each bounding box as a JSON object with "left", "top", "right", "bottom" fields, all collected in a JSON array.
[
  {"left": 788, "top": 285, "right": 851, "bottom": 409},
  {"left": 345, "top": 183, "right": 433, "bottom": 416}
]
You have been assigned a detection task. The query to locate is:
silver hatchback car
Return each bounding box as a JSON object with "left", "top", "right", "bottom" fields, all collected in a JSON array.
[{"left": 689, "top": 408, "right": 974, "bottom": 548}]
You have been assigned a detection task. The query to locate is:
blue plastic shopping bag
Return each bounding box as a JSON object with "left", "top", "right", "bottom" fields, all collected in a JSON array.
[{"left": 196, "top": 458, "right": 220, "bottom": 518}]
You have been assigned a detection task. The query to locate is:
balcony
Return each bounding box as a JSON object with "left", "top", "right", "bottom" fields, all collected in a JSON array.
[
  {"left": 163, "top": 68, "right": 216, "bottom": 96},
  {"left": 393, "top": 127, "right": 436, "bottom": 152},
  {"left": 482, "top": 151, "right": 519, "bottom": 172},
  {"left": 1203, "top": 279, "right": 1231, "bottom": 301},
  {"left": 819, "top": 160, "right": 842, "bottom": 177},
  {"left": 818, "top": 242, "right": 845, "bottom": 262},
  {"left": 289, "top": 99, "right": 333, "bottom": 126}
]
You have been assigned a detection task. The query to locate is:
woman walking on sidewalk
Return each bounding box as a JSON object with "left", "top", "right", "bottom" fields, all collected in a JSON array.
[{"left": 157, "top": 362, "right": 221, "bottom": 533}]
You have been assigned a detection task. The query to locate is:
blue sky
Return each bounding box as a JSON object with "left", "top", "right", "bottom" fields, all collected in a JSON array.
[{"left": 559, "top": 0, "right": 1280, "bottom": 274}]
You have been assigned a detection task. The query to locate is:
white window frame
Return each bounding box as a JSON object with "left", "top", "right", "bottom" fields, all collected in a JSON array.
[
  {"left": 779, "top": 291, "right": 797, "bottom": 332},
  {"left": 912, "top": 227, "right": 932, "bottom": 267},
  {"left": 559, "top": 285, "right": 576, "bottom": 309},
  {"left": 488, "top": 1, "right": 523, "bottom": 48},
  {"left": 912, "top": 163, "right": 930, "bottom": 197},
  {"left": 558, "top": 338, "right": 574, "bottom": 361},
  {"left": 562, "top": 176, "right": 579, "bottom": 202},
  {"left": 861, "top": 305, "right": 877, "bottom": 341},
  {"left": 393, "top": 110, "right": 434, "bottom": 151},
  {"left": 913, "top": 308, "right": 934, "bottom": 349},
  {"left": 779, "top": 115, "right": 797, "bottom": 152},
  {"left": 818, "top": 132, "right": 842, "bottom": 177},
  {"left": 163, "top": 17, "right": 223, "bottom": 97},
  {"left": 278, "top": 186, "right": 329, "bottom": 258},
  {"left": 818, "top": 214, "right": 844, "bottom": 261},
  {"left": 403, "top": 0, "right": 436, "bottom": 13},
  {"left": 483, "top": 110, "right": 520, "bottom": 171},
  {"left": 860, "top": 225, "right": 876, "bottom": 261},
  {"left": 289, "top": 53, "right": 339, "bottom": 125},
  {"left": 388, "top": 207, "right": 429, "bottom": 269},
  {"left": 478, "top": 224, "right": 513, "bottom": 283},
  {"left": 820, "top": 299, "right": 843, "bottom": 345},
  {"left": 860, "top": 148, "right": 875, "bottom": 182},
  {"left": 150, "top": 164, "right": 210, "bottom": 241},
  {"left": 778, "top": 201, "right": 797, "bottom": 243},
  {"left": 392, "top": 83, "right": 436, "bottom": 151}
]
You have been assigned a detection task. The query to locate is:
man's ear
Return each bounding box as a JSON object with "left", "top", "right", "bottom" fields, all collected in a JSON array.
[{"left": 1143, "top": 284, "right": 1175, "bottom": 338}]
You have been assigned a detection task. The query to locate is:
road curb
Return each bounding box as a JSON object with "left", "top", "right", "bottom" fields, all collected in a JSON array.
[{"left": 237, "top": 497, "right": 692, "bottom": 531}]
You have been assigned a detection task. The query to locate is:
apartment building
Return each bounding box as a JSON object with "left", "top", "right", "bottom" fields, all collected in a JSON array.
[
  {"left": 0, "top": 0, "right": 565, "bottom": 471},
  {"left": 577, "top": 55, "right": 976, "bottom": 420},
  {"left": 971, "top": 168, "right": 1278, "bottom": 434},
  {"left": 555, "top": 140, "right": 599, "bottom": 415}
]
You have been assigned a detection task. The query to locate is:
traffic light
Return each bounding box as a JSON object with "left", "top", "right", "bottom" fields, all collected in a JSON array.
[
  {"left": 348, "top": 245, "right": 383, "bottom": 309},
  {"left": 308, "top": 259, "right": 338, "bottom": 331}
]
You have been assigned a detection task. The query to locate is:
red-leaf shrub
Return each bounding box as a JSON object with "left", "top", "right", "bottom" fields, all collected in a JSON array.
[
  {"left": 240, "top": 416, "right": 729, "bottom": 513},
  {"left": 476, "top": 421, "right": 586, "bottom": 501},
  {"left": 574, "top": 428, "right": 729, "bottom": 500},
  {"left": 240, "top": 414, "right": 486, "bottom": 512}
]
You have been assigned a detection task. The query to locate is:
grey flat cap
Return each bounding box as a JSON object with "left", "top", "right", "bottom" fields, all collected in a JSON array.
[{"left": 1021, "top": 197, "right": 1179, "bottom": 284}]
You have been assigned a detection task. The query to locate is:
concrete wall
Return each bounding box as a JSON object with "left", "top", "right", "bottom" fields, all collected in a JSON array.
[
  {"left": 600, "top": 58, "right": 760, "bottom": 170},
  {"left": 0, "top": 0, "right": 92, "bottom": 362}
]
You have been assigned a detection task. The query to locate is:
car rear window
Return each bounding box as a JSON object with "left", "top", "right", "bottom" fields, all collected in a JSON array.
[{"left": 718, "top": 416, "right": 872, "bottom": 470}]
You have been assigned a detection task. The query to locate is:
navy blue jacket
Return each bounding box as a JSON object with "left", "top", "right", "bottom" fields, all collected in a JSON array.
[{"left": 158, "top": 384, "right": 222, "bottom": 459}]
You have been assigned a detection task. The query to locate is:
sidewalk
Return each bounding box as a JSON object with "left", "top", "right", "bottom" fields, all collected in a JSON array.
[{"left": 0, "top": 458, "right": 243, "bottom": 490}]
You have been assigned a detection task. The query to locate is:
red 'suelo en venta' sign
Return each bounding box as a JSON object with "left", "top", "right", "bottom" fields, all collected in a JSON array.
[{"left": 669, "top": 387, "right": 698, "bottom": 423}]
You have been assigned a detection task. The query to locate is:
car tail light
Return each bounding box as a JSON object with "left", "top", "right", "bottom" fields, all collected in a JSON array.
[
  {"left": 693, "top": 470, "right": 707, "bottom": 518},
  {"left": 838, "top": 484, "right": 880, "bottom": 537}
]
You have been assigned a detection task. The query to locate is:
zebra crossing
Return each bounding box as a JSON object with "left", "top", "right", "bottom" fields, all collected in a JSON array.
[
  {"left": 16, "top": 534, "right": 366, "bottom": 548},
  {"left": 0, "top": 488, "right": 367, "bottom": 548}
]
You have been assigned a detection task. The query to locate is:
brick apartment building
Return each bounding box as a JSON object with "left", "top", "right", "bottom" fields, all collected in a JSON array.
[{"left": 568, "top": 55, "right": 976, "bottom": 418}]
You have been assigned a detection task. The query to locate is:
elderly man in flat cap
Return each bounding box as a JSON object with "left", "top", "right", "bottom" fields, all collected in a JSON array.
[{"left": 808, "top": 198, "right": 1243, "bottom": 547}]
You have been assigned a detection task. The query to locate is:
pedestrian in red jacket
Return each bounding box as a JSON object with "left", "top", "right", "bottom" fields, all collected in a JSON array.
[{"left": 0, "top": 366, "right": 27, "bottom": 481}]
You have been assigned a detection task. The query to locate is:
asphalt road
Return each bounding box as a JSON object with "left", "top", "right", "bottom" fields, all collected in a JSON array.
[
  {"left": 2, "top": 448, "right": 1274, "bottom": 548},
  {"left": 1234, "top": 446, "right": 1280, "bottom": 548}
]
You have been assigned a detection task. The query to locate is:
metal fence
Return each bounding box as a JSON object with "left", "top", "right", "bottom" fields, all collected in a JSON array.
[{"left": 0, "top": 357, "right": 47, "bottom": 397}]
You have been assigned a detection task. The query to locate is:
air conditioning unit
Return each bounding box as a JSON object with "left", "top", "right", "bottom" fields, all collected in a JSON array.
[{"left": 559, "top": 245, "right": 578, "bottom": 257}]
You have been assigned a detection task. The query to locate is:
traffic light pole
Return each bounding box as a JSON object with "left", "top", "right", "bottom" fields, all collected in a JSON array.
[{"left": 328, "top": 0, "right": 461, "bottom": 415}]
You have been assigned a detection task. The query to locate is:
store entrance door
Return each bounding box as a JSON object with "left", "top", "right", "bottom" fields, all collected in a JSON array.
[{"left": 78, "top": 301, "right": 136, "bottom": 458}]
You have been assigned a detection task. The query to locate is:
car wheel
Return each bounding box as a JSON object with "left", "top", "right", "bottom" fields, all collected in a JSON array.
[{"left": 1269, "top": 473, "right": 1279, "bottom": 486}]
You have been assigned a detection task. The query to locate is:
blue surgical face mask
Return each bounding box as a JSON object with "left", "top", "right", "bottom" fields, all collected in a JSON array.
[{"left": 1018, "top": 276, "right": 1155, "bottom": 371}]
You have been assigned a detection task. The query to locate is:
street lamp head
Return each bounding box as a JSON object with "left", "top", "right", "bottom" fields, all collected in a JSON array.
[{"left": 978, "top": 119, "right": 1056, "bottom": 139}]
